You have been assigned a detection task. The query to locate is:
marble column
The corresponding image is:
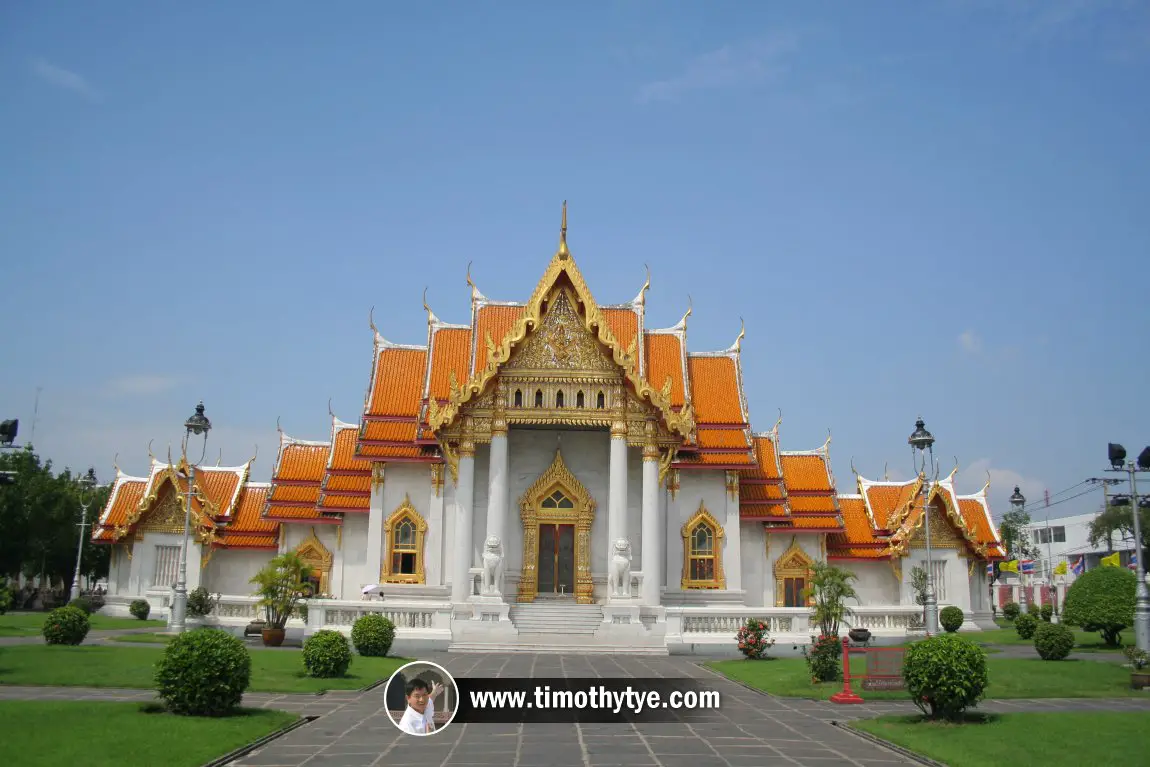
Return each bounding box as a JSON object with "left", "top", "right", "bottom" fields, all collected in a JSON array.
[
  {"left": 641, "top": 421, "right": 661, "bottom": 606},
  {"left": 365, "top": 463, "right": 386, "bottom": 586},
  {"left": 450, "top": 423, "right": 476, "bottom": 604},
  {"left": 608, "top": 400, "right": 629, "bottom": 565},
  {"left": 484, "top": 393, "right": 510, "bottom": 596}
]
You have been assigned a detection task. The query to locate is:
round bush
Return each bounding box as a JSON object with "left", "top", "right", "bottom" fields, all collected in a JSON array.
[
  {"left": 68, "top": 596, "right": 95, "bottom": 614},
  {"left": 1061, "top": 566, "right": 1136, "bottom": 647},
  {"left": 129, "top": 599, "right": 151, "bottom": 620},
  {"left": 803, "top": 635, "right": 842, "bottom": 682},
  {"left": 42, "top": 605, "right": 90, "bottom": 645},
  {"left": 155, "top": 627, "right": 251, "bottom": 716},
  {"left": 1026, "top": 601, "right": 1040, "bottom": 616},
  {"left": 735, "top": 618, "right": 776, "bottom": 660},
  {"left": 351, "top": 614, "right": 396, "bottom": 657},
  {"left": 1002, "top": 602, "right": 1020, "bottom": 621},
  {"left": 1015, "top": 612, "right": 1038, "bottom": 639},
  {"left": 1040, "top": 604, "right": 1053, "bottom": 622},
  {"left": 939, "top": 606, "right": 964, "bottom": 633},
  {"left": 1033, "top": 621, "right": 1075, "bottom": 661},
  {"left": 902, "top": 633, "right": 989, "bottom": 721},
  {"left": 303, "top": 629, "right": 352, "bottom": 678}
]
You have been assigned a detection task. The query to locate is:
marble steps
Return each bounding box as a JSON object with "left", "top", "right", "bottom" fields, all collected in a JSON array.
[{"left": 508, "top": 603, "right": 603, "bottom": 635}]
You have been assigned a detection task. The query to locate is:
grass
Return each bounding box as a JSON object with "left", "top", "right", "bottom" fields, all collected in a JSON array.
[
  {"left": 968, "top": 620, "right": 1129, "bottom": 652},
  {"left": 708, "top": 653, "right": 1145, "bottom": 700},
  {"left": 0, "top": 700, "right": 298, "bottom": 767},
  {"left": 0, "top": 644, "right": 409, "bottom": 693},
  {"left": 0, "top": 610, "right": 165, "bottom": 637},
  {"left": 851, "top": 712, "right": 1150, "bottom": 767}
]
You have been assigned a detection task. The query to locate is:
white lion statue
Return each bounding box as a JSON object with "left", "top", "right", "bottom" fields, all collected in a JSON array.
[
  {"left": 481, "top": 535, "right": 503, "bottom": 596},
  {"left": 608, "top": 538, "right": 632, "bottom": 598}
]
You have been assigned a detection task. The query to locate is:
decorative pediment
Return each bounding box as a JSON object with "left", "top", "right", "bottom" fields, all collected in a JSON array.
[
  {"left": 295, "top": 527, "right": 333, "bottom": 570},
  {"left": 112, "top": 471, "right": 214, "bottom": 544},
  {"left": 774, "top": 537, "right": 815, "bottom": 573},
  {"left": 503, "top": 288, "right": 618, "bottom": 374}
]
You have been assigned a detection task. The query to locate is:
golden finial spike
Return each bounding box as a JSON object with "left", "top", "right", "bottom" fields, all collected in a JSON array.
[
  {"left": 850, "top": 457, "right": 858, "bottom": 477},
  {"left": 772, "top": 408, "right": 782, "bottom": 434},
  {"left": 368, "top": 305, "right": 378, "bottom": 335},
  {"left": 113, "top": 452, "right": 120, "bottom": 475},
  {"left": 466, "top": 261, "right": 475, "bottom": 289},
  {"left": 275, "top": 416, "right": 283, "bottom": 435},
  {"left": 216, "top": 448, "right": 222, "bottom": 466},
  {"left": 983, "top": 469, "right": 991, "bottom": 493},
  {"left": 733, "top": 317, "right": 745, "bottom": 352},
  {"left": 678, "top": 295, "right": 693, "bottom": 328},
  {"left": 422, "top": 286, "right": 435, "bottom": 323},
  {"left": 147, "top": 439, "right": 155, "bottom": 462},
  {"left": 166, "top": 443, "right": 173, "bottom": 466},
  {"left": 636, "top": 264, "right": 651, "bottom": 305},
  {"left": 556, "top": 201, "right": 570, "bottom": 258},
  {"left": 251, "top": 443, "right": 259, "bottom": 465},
  {"left": 884, "top": 462, "right": 889, "bottom": 481}
]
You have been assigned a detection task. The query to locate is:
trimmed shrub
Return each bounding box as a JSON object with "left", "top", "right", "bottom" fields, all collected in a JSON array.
[
  {"left": 1040, "top": 604, "right": 1053, "bottom": 622},
  {"left": 351, "top": 613, "right": 395, "bottom": 657},
  {"left": 1002, "top": 602, "right": 1020, "bottom": 621},
  {"left": 803, "top": 635, "right": 842, "bottom": 682},
  {"left": 68, "top": 596, "right": 95, "bottom": 614},
  {"left": 939, "top": 606, "right": 964, "bottom": 633},
  {"left": 1033, "top": 621, "right": 1075, "bottom": 661},
  {"left": 1026, "top": 601, "right": 1040, "bottom": 617},
  {"left": 303, "top": 630, "right": 352, "bottom": 678},
  {"left": 903, "top": 633, "right": 989, "bottom": 721},
  {"left": 1015, "top": 612, "right": 1038, "bottom": 639},
  {"left": 42, "top": 605, "right": 90, "bottom": 645},
  {"left": 130, "top": 599, "right": 151, "bottom": 620},
  {"left": 155, "top": 627, "right": 251, "bottom": 716},
  {"left": 186, "top": 587, "right": 218, "bottom": 618},
  {"left": 735, "top": 618, "right": 776, "bottom": 660},
  {"left": 1062, "top": 566, "right": 1136, "bottom": 647}
]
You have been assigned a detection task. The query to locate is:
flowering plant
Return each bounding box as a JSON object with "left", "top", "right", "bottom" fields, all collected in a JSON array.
[{"left": 735, "top": 618, "right": 775, "bottom": 660}]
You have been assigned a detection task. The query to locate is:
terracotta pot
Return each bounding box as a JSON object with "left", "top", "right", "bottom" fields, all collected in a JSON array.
[
  {"left": 261, "top": 627, "right": 286, "bottom": 647},
  {"left": 1131, "top": 671, "right": 1150, "bottom": 690}
]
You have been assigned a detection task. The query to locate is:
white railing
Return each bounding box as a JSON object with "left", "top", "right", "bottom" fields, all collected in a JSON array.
[
  {"left": 666, "top": 606, "right": 811, "bottom": 641},
  {"left": 844, "top": 605, "right": 925, "bottom": 633}
]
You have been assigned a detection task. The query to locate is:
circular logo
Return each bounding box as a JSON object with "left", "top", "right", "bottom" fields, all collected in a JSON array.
[{"left": 384, "top": 660, "right": 459, "bottom": 737}]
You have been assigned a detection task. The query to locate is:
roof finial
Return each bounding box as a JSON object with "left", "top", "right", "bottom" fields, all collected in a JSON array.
[
  {"left": 275, "top": 416, "right": 283, "bottom": 436},
  {"left": 733, "top": 317, "right": 745, "bottom": 352},
  {"left": 635, "top": 263, "right": 651, "bottom": 306},
  {"left": 328, "top": 397, "right": 335, "bottom": 419},
  {"left": 850, "top": 457, "right": 858, "bottom": 478},
  {"left": 251, "top": 443, "right": 259, "bottom": 465},
  {"left": 422, "top": 286, "right": 437, "bottom": 324},
  {"left": 556, "top": 200, "right": 570, "bottom": 259},
  {"left": 982, "top": 469, "right": 991, "bottom": 493},
  {"left": 147, "top": 439, "right": 155, "bottom": 462},
  {"left": 368, "top": 305, "right": 378, "bottom": 335},
  {"left": 113, "top": 452, "right": 121, "bottom": 475},
  {"left": 216, "top": 447, "right": 222, "bottom": 466},
  {"left": 884, "top": 462, "right": 889, "bottom": 480},
  {"left": 678, "top": 294, "right": 693, "bottom": 328},
  {"left": 772, "top": 408, "right": 782, "bottom": 434}
]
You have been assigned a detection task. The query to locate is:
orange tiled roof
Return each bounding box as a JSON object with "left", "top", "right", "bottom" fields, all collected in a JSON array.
[
  {"left": 426, "top": 325, "right": 471, "bottom": 403},
  {"left": 319, "top": 417, "right": 371, "bottom": 514},
  {"left": 644, "top": 332, "right": 687, "bottom": 408},
  {"left": 686, "top": 355, "right": 745, "bottom": 425},
  {"left": 827, "top": 495, "right": 887, "bottom": 559},
  {"left": 356, "top": 329, "right": 432, "bottom": 462},
  {"left": 215, "top": 483, "right": 279, "bottom": 549},
  {"left": 265, "top": 430, "right": 329, "bottom": 523},
  {"left": 602, "top": 307, "right": 639, "bottom": 357},
  {"left": 739, "top": 433, "right": 786, "bottom": 517},
  {"left": 92, "top": 473, "right": 147, "bottom": 542},
  {"left": 471, "top": 305, "right": 525, "bottom": 374}
]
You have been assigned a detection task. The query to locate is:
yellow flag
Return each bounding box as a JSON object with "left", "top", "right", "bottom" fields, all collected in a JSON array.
[
  {"left": 1101, "top": 552, "right": 1121, "bottom": 567},
  {"left": 1000, "top": 559, "right": 1019, "bottom": 573},
  {"left": 1053, "top": 561, "right": 1068, "bottom": 575}
]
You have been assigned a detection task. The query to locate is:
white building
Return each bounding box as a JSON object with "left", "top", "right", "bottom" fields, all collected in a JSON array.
[
  {"left": 1023, "top": 510, "right": 1138, "bottom": 583},
  {"left": 90, "top": 211, "right": 1007, "bottom": 654}
]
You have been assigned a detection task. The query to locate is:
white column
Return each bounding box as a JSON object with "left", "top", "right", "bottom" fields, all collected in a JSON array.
[
  {"left": 609, "top": 386, "right": 629, "bottom": 553},
  {"left": 484, "top": 396, "right": 510, "bottom": 597},
  {"left": 641, "top": 425, "right": 661, "bottom": 606},
  {"left": 365, "top": 463, "right": 386, "bottom": 587},
  {"left": 451, "top": 435, "right": 476, "bottom": 604}
]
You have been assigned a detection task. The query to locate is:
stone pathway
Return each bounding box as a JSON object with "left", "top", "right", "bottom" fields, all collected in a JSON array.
[{"left": 2, "top": 653, "right": 1148, "bottom": 766}]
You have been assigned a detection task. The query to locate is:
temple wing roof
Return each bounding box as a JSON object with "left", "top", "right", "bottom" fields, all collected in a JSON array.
[
  {"left": 264, "top": 427, "right": 332, "bottom": 523},
  {"left": 318, "top": 415, "right": 371, "bottom": 514}
]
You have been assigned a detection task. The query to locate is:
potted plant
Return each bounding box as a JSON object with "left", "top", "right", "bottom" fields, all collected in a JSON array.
[
  {"left": 249, "top": 552, "right": 312, "bottom": 647},
  {"left": 1125, "top": 646, "right": 1149, "bottom": 689}
]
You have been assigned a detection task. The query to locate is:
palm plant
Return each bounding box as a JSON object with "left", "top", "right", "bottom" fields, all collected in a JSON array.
[
  {"left": 804, "top": 562, "right": 860, "bottom": 637},
  {"left": 250, "top": 552, "right": 312, "bottom": 629}
]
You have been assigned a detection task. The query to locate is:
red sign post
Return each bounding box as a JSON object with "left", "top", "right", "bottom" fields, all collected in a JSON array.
[{"left": 829, "top": 637, "right": 907, "bottom": 704}]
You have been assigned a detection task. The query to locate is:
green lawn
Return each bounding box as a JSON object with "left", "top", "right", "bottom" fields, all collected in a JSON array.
[
  {"left": 965, "top": 623, "right": 1128, "bottom": 651},
  {"left": 0, "top": 644, "right": 409, "bottom": 693},
  {"left": 0, "top": 610, "right": 165, "bottom": 637},
  {"left": 708, "top": 654, "right": 1143, "bottom": 700},
  {"left": 852, "top": 712, "right": 1150, "bottom": 767},
  {"left": 0, "top": 701, "right": 298, "bottom": 767}
]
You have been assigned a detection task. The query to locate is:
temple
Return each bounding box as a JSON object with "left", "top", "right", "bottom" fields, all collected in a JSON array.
[{"left": 91, "top": 206, "right": 1005, "bottom": 654}]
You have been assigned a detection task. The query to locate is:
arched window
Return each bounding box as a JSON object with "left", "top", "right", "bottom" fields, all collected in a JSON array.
[
  {"left": 535, "top": 389, "right": 544, "bottom": 408},
  {"left": 555, "top": 390, "right": 564, "bottom": 408},
  {"left": 596, "top": 391, "right": 605, "bottom": 409},
  {"left": 681, "top": 503, "right": 725, "bottom": 589},
  {"left": 383, "top": 495, "right": 427, "bottom": 584},
  {"left": 576, "top": 390, "right": 585, "bottom": 408},
  {"left": 541, "top": 489, "right": 575, "bottom": 509},
  {"left": 514, "top": 389, "right": 523, "bottom": 407}
]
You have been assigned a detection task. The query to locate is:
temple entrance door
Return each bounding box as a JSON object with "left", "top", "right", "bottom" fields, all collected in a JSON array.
[{"left": 536, "top": 523, "right": 576, "bottom": 597}]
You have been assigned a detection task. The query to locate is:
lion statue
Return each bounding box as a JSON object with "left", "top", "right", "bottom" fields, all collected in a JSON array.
[
  {"left": 481, "top": 535, "right": 503, "bottom": 596},
  {"left": 608, "top": 538, "right": 632, "bottom": 598}
]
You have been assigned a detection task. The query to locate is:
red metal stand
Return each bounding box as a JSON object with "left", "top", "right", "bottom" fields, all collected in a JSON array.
[{"left": 829, "top": 636, "right": 864, "bottom": 704}]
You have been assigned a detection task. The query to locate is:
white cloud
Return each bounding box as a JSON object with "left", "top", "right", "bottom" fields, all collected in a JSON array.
[
  {"left": 31, "top": 58, "right": 101, "bottom": 102},
  {"left": 103, "top": 375, "right": 181, "bottom": 397},
  {"left": 958, "top": 330, "right": 982, "bottom": 354},
  {"left": 956, "top": 457, "right": 1046, "bottom": 513},
  {"left": 637, "top": 31, "right": 799, "bottom": 103}
]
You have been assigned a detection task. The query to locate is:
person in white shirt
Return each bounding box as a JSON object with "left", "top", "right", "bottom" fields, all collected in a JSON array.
[{"left": 396, "top": 677, "right": 444, "bottom": 735}]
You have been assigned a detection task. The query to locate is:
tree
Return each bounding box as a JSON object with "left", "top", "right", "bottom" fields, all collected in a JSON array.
[
  {"left": 1088, "top": 501, "right": 1149, "bottom": 562},
  {"left": 805, "top": 562, "right": 859, "bottom": 637},
  {"left": 1061, "top": 565, "right": 1135, "bottom": 647},
  {"left": 998, "top": 505, "right": 1038, "bottom": 560},
  {"left": 910, "top": 565, "right": 929, "bottom": 624}
]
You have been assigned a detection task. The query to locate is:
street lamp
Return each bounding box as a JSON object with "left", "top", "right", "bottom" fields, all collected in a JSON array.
[
  {"left": 69, "top": 467, "right": 98, "bottom": 602},
  {"left": 1008, "top": 486, "right": 1027, "bottom": 614},
  {"left": 169, "top": 401, "right": 211, "bottom": 634},
  {"left": 1106, "top": 442, "right": 1149, "bottom": 653},
  {"left": 908, "top": 416, "right": 939, "bottom": 636}
]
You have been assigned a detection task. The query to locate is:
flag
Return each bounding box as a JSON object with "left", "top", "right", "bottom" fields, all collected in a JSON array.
[
  {"left": 1129, "top": 553, "right": 1138, "bottom": 570},
  {"left": 986, "top": 563, "right": 994, "bottom": 578},
  {"left": 1000, "top": 559, "right": 1019, "bottom": 573},
  {"left": 1071, "top": 557, "right": 1085, "bottom": 576},
  {"left": 1101, "top": 552, "right": 1121, "bottom": 568},
  {"left": 1053, "top": 561, "right": 1068, "bottom": 576},
  {"left": 1020, "top": 560, "right": 1035, "bottom": 574}
]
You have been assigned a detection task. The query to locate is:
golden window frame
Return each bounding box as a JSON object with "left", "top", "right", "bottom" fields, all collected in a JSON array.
[
  {"left": 681, "top": 502, "right": 726, "bottom": 589},
  {"left": 774, "top": 537, "right": 815, "bottom": 607},
  {"left": 295, "top": 527, "right": 334, "bottom": 596},
  {"left": 381, "top": 494, "right": 428, "bottom": 584}
]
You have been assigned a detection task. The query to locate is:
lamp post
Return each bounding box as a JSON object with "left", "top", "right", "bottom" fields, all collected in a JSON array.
[
  {"left": 169, "top": 401, "right": 211, "bottom": 634},
  {"left": 69, "top": 467, "right": 98, "bottom": 602},
  {"left": 1008, "top": 486, "right": 1027, "bottom": 614},
  {"left": 908, "top": 416, "right": 939, "bottom": 636},
  {"left": 1106, "top": 443, "right": 1149, "bottom": 654}
]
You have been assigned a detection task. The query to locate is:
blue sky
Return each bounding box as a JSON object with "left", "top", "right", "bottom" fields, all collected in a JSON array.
[{"left": 2, "top": 1, "right": 1148, "bottom": 524}]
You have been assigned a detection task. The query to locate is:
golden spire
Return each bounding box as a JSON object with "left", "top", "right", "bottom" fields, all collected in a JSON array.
[{"left": 557, "top": 200, "right": 569, "bottom": 259}]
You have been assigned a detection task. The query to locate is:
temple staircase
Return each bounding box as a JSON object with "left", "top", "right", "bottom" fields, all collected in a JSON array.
[{"left": 447, "top": 596, "right": 668, "bottom": 654}]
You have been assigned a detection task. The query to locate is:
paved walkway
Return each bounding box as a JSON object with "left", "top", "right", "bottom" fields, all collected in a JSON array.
[{"left": 4, "top": 653, "right": 1148, "bottom": 767}]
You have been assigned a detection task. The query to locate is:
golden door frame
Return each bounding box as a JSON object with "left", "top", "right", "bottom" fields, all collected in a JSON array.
[{"left": 517, "top": 449, "right": 596, "bottom": 604}]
